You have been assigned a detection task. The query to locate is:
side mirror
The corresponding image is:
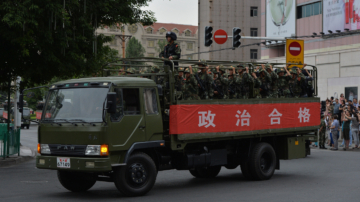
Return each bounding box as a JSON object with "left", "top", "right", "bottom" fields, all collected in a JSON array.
[
  {"left": 19, "top": 93, "right": 24, "bottom": 113},
  {"left": 107, "top": 92, "right": 117, "bottom": 114}
]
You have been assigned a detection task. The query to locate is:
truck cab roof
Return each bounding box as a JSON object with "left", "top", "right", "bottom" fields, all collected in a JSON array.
[{"left": 53, "top": 77, "right": 157, "bottom": 87}]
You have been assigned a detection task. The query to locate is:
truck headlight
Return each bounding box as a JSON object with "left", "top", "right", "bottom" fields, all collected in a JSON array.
[
  {"left": 85, "top": 145, "right": 101, "bottom": 156},
  {"left": 40, "top": 144, "right": 51, "bottom": 154}
]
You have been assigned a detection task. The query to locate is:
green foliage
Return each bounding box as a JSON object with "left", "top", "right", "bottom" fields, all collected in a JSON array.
[
  {"left": 125, "top": 37, "right": 146, "bottom": 58},
  {"left": 0, "top": 0, "right": 156, "bottom": 92}
]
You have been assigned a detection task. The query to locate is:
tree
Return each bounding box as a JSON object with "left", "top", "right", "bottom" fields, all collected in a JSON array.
[
  {"left": 0, "top": 0, "right": 156, "bottom": 91},
  {"left": 125, "top": 37, "right": 146, "bottom": 58}
]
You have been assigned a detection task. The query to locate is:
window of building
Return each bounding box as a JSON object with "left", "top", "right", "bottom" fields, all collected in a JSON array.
[
  {"left": 148, "top": 53, "right": 155, "bottom": 57},
  {"left": 297, "top": 2, "right": 322, "bottom": 19},
  {"left": 143, "top": 88, "right": 158, "bottom": 115},
  {"left": 250, "top": 28, "right": 258, "bottom": 37},
  {"left": 185, "top": 30, "right": 191, "bottom": 36},
  {"left": 250, "top": 49, "right": 258, "bottom": 59},
  {"left": 172, "top": 29, "right": 179, "bottom": 34},
  {"left": 148, "top": 40, "right": 154, "bottom": 48},
  {"left": 146, "top": 27, "right": 153, "bottom": 34},
  {"left": 250, "top": 7, "right": 258, "bottom": 17},
  {"left": 159, "top": 28, "right": 167, "bottom": 35},
  {"left": 186, "top": 42, "right": 193, "bottom": 50}
]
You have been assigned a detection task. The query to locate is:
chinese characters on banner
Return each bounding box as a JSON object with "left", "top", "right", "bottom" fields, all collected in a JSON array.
[{"left": 169, "top": 102, "right": 319, "bottom": 135}]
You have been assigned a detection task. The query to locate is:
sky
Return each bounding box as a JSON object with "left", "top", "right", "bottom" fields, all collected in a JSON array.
[{"left": 142, "top": 0, "right": 198, "bottom": 25}]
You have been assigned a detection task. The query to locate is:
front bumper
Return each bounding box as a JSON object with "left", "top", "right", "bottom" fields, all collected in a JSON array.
[{"left": 36, "top": 156, "right": 112, "bottom": 172}]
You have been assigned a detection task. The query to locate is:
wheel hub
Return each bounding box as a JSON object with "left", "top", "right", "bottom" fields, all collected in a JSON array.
[{"left": 129, "top": 163, "right": 147, "bottom": 184}]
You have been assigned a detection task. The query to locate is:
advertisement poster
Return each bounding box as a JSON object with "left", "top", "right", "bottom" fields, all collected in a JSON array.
[
  {"left": 266, "top": 0, "right": 296, "bottom": 37},
  {"left": 323, "top": 0, "right": 360, "bottom": 32}
]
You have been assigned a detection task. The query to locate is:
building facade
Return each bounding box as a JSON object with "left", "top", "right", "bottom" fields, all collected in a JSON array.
[
  {"left": 260, "top": 0, "right": 360, "bottom": 101},
  {"left": 96, "top": 23, "right": 198, "bottom": 60},
  {"left": 198, "top": 0, "right": 261, "bottom": 61}
]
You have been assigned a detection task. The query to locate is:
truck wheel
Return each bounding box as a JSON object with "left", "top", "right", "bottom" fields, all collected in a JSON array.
[
  {"left": 57, "top": 171, "right": 96, "bottom": 192},
  {"left": 27, "top": 125, "right": 30, "bottom": 129},
  {"left": 114, "top": 152, "right": 157, "bottom": 197},
  {"left": 240, "top": 162, "right": 254, "bottom": 180},
  {"left": 189, "top": 166, "right": 221, "bottom": 178},
  {"left": 249, "top": 142, "right": 276, "bottom": 181}
]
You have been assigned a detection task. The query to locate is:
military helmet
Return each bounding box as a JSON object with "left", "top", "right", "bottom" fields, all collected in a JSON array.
[
  {"left": 126, "top": 68, "right": 135, "bottom": 74},
  {"left": 265, "top": 63, "right": 271, "bottom": 69},
  {"left": 277, "top": 67, "right": 286, "bottom": 74},
  {"left": 321, "top": 114, "right": 325, "bottom": 118},
  {"left": 178, "top": 67, "right": 185, "bottom": 72},
  {"left": 195, "top": 59, "right": 207, "bottom": 66},
  {"left": 151, "top": 66, "right": 160, "bottom": 73},
  {"left": 218, "top": 65, "right": 226, "bottom": 72},
  {"left": 290, "top": 68, "right": 298, "bottom": 74},
  {"left": 259, "top": 69, "right": 266, "bottom": 73},
  {"left": 184, "top": 68, "right": 190, "bottom": 73},
  {"left": 166, "top": 31, "right": 177, "bottom": 41}
]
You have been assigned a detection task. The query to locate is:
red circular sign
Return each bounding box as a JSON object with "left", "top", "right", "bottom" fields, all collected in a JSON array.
[
  {"left": 288, "top": 42, "right": 302, "bottom": 56},
  {"left": 213, "top": 29, "right": 228, "bottom": 44}
]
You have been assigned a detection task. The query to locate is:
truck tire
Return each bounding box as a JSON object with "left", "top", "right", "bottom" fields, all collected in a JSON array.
[
  {"left": 240, "top": 162, "right": 255, "bottom": 180},
  {"left": 57, "top": 171, "right": 96, "bottom": 192},
  {"left": 249, "top": 142, "right": 276, "bottom": 181},
  {"left": 189, "top": 166, "right": 221, "bottom": 178},
  {"left": 27, "top": 125, "right": 30, "bottom": 129},
  {"left": 114, "top": 152, "right": 157, "bottom": 197}
]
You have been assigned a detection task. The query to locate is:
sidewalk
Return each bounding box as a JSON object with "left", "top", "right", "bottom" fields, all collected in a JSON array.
[{"left": 0, "top": 146, "right": 36, "bottom": 167}]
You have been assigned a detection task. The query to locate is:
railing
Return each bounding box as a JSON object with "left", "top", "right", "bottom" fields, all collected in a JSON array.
[{"left": 0, "top": 124, "right": 20, "bottom": 159}]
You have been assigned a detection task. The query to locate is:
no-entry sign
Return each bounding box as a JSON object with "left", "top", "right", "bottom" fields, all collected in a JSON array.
[
  {"left": 213, "top": 29, "right": 228, "bottom": 44},
  {"left": 286, "top": 39, "right": 304, "bottom": 69}
]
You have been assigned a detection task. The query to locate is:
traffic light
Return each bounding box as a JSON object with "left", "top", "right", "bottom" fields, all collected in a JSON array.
[
  {"left": 233, "top": 27, "right": 241, "bottom": 48},
  {"left": 204, "top": 26, "right": 213, "bottom": 47}
]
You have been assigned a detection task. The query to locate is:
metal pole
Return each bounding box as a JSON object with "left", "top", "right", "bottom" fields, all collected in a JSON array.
[
  {"left": 6, "top": 76, "right": 10, "bottom": 158},
  {"left": 122, "top": 25, "right": 125, "bottom": 59}
]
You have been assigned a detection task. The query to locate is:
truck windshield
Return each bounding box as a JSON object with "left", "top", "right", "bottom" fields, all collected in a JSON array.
[
  {"left": 23, "top": 109, "right": 30, "bottom": 116},
  {"left": 43, "top": 88, "right": 108, "bottom": 122}
]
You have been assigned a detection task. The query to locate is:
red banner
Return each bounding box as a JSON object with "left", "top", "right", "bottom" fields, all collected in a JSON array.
[
  {"left": 3, "top": 112, "right": 7, "bottom": 119},
  {"left": 170, "top": 102, "right": 320, "bottom": 135},
  {"left": 36, "top": 112, "right": 42, "bottom": 120}
]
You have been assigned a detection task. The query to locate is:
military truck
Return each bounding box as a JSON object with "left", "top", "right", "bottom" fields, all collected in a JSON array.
[{"left": 30, "top": 58, "right": 320, "bottom": 197}]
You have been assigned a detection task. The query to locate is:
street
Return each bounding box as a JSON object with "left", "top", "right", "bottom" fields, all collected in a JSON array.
[{"left": 0, "top": 126, "right": 360, "bottom": 201}]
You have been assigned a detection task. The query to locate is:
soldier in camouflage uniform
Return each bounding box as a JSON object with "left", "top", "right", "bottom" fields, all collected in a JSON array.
[
  {"left": 228, "top": 67, "right": 238, "bottom": 99},
  {"left": 175, "top": 67, "right": 185, "bottom": 91},
  {"left": 126, "top": 68, "right": 135, "bottom": 75},
  {"left": 195, "top": 61, "right": 214, "bottom": 99},
  {"left": 258, "top": 66, "right": 272, "bottom": 98},
  {"left": 159, "top": 32, "right": 181, "bottom": 70},
  {"left": 182, "top": 67, "right": 200, "bottom": 100},
  {"left": 251, "top": 71, "right": 262, "bottom": 99},
  {"left": 289, "top": 67, "right": 305, "bottom": 98},
  {"left": 319, "top": 114, "right": 326, "bottom": 149},
  {"left": 213, "top": 65, "right": 229, "bottom": 99},
  {"left": 276, "top": 65, "right": 292, "bottom": 98},
  {"left": 264, "top": 64, "right": 279, "bottom": 98},
  {"left": 236, "top": 65, "right": 254, "bottom": 99}
]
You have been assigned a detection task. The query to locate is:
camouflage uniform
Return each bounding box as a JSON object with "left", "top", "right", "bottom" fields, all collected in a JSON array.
[
  {"left": 289, "top": 68, "right": 305, "bottom": 98},
  {"left": 258, "top": 69, "right": 272, "bottom": 98},
  {"left": 276, "top": 68, "right": 292, "bottom": 98},
  {"left": 228, "top": 74, "right": 238, "bottom": 99},
  {"left": 252, "top": 76, "right": 262, "bottom": 99},
  {"left": 196, "top": 62, "right": 214, "bottom": 100},
  {"left": 182, "top": 68, "right": 200, "bottom": 100},
  {"left": 213, "top": 67, "right": 229, "bottom": 99},
  {"left": 175, "top": 67, "right": 185, "bottom": 91},
  {"left": 236, "top": 70, "right": 254, "bottom": 99},
  {"left": 266, "top": 66, "right": 279, "bottom": 98},
  {"left": 159, "top": 32, "right": 181, "bottom": 70},
  {"left": 319, "top": 116, "right": 326, "bottom": 148},
  {"left": 126, "top": 68, "right": 135, "bottom": 74}
]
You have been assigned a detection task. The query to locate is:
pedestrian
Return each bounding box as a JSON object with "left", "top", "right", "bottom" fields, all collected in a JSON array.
[
  {"left": 342, "top": 110, "right": 352, "bottom": 151},
  {"left": 334, "top": 98, "right": 341, "bottom": 123},
  {"left": 325, "top": 114, "right": 333, "bottom": 147},
  {"left": 319, "top": 114, "right": 326, "bottom": 149},
  {"left": 330, "top": 114, "right": 340, "bottom": 150},
  {"left": 339, "top": 100, "right": 345, "bottom": 124},
  {"left": 353, "top": 98, "right": 358, "bottom": 108},
  {"left": 351, "top": 112, "right": 360, "bottom": 149},
  {"left": 340, "top": 93, "right": 345, "bottom": 104}
]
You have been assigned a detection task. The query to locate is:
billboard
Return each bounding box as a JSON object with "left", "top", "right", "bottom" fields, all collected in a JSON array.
[
  {"left": 266, "top": 0, "right": 296, "bottom": 37},
  {"left": 323, "top": 0, "right": 360, "bottom": 32}
]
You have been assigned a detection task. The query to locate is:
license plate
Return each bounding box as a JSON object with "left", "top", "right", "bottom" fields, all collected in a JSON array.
[{"left": 57, "top": 157, "right": 70, "bottom": 168}]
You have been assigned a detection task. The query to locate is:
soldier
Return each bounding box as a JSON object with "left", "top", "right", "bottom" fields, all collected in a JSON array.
[
  {"left": 289, "top": 67, "right": 305, "bottom": 98},
  {"left": 213, "top": 65, "right": 229, "bottom": 99},
  {"left": 236, "top": 65, "right": 254, "bottom": 99},
  {"left": 251, "top": 71, "right": 262, "bottom": 99},
  {"left": 265, "top": 64, "right": 279, "bottom": 98},
  {"left": 258, "top": 66, "right": 272, "bottom": 98},
  {"left": 182, "top": 67, "right": 200, "bottom": 100},
  {"left": 195, "top": 61, "right": 214, "bottom": 99},
  {"left": 276, "top": 65, "right": 292, "bottom": 98},
  {"left": 159, "top": 32, "right": 181, "bottom": 70},
  {"left": 126, "top": 68, "right": 135, "bottom": 75},
  {"left": 175, "top": 67, "right": 185, "bottom": 91},
  {"left": 319, "top": 114, "right": 326, "bottom": 149},
  {"left": 228, "top": 66, "right": 238, "bottom": 99}
]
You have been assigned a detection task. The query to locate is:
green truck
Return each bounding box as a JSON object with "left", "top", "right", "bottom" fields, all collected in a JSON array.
[{"left": 30, "top": 58, "right": 320, "bottom": 197}]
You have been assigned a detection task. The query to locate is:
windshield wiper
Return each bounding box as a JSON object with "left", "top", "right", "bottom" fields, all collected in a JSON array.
[
  {"left": 68, "top": 119, "right": 96, "bottom": 126},
  {"left": 55, "top": 119, "right": 78, "bottom": 126}
]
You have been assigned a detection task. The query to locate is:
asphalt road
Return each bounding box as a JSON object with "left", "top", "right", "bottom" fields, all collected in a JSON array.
[{"left": 2, "top": 127, "right": 360, "bottom": 201}]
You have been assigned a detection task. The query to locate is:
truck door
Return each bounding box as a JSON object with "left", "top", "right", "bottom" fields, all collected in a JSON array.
[
  {"left": 110, "top": 88, "right": 146, "bottom": 147},
  {"left": 143, "top": 88, "right": 163, "bottom": 141}
]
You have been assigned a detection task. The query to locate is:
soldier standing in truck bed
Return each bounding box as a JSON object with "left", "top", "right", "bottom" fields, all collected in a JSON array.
[
  {"left": 258, "top": 66, "right": 272, "bottom": 98},
  {"left": 265, "top": 64, "right": 279, "bottom": 98},
  {"left": 289, "top": 67, "right": 306, "bottom": 98},
  {"left": 236, "top": 65, "right": 254, "bottom": 99},
  {"left": 182, "top": 67, "right": 200, "bottom": 100},
  {"left": 195, "top": 61, "right": 214, "bottom": 99},
  {"left": 175, "top": 67, "right": 185, "bottom": 91},
  {"left": 159, "top": 32, "right": 181, "bottom": 70},
  {"left": 213, "top": 65, "right": 229, "bottom": 99},
  {"left": 276, "top": 65, "right": 292, "bottom": 98},
  {"left": 228, "top": 66, "right": 238, "bottom": 99}
]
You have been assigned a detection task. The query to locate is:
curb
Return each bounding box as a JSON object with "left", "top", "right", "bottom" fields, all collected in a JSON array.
[{"left": 0, "top": 148, "right": 36, "bottom": 168}]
